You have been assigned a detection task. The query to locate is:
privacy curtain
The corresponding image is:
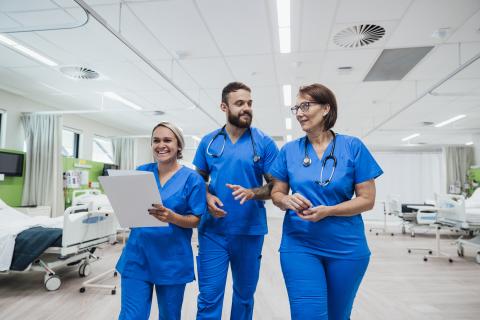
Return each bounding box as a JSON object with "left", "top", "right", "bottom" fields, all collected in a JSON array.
[
  {"left": 21, "top": 114, "right": 63, "bottom": 216},
  {"left": 112, "top": 137, "right": 135, "bottom": 170},
  {"left": 444, "top": 146, "right": 474, "bottom": 193}
]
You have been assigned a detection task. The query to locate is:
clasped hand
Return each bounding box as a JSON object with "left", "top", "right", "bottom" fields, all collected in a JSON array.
[{"left": 282, "top": 193, "right": 331, "bottom": 222}]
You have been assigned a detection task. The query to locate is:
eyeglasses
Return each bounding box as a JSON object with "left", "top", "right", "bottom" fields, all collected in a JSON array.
[{"left": 290, "top": 101, "right": 320, "bottom": 115}]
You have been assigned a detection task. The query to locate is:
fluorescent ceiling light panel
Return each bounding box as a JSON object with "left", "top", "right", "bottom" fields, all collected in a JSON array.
[
  {"left": 434, "top": 114, "right": 466, "bottom": 128},
  {"left": 276, "top": 0, "right": 290, "bottom": 27},
  {"left": 282, "top": 84, "right": 292, "bottom": 106},
  {"left": 279, "top": 27, "right": 291, "bottom": 53},
  {"left": 401, "top": 133, "right": 420, "bottom": 142},
  {"left": 0, "top": 34, "right": 58, "bottom": 67},
  {"left": 465, "top": 141, "right": 473, "bottom": 146},
  {"left": 104, "top": 91, "right": 143, "bottom": 110},
  {"left": 285, "top": 118, "right": 292, "bottom": 130}
]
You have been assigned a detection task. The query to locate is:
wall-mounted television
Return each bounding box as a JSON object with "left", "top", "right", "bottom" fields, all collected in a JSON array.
[
  {"left": 102, "top": 163, "right": 119, "bottom": 176},
  {"left": 0, "top": 151, "right": 24, "bottom": 177}
]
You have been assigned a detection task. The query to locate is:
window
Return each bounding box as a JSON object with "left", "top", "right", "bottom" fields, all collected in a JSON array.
[
  {"left": 92, "top": 136, "right": 114, "bottom": 164},
  {"left": 62, "top": 128, "right": 80, "bottom": 158}
]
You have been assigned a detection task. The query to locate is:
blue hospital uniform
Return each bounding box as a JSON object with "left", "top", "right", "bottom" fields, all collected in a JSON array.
[
  {"left": 116, "top": 163, "right": 206, "bottom": 320},
  {"left": 193, "top": 127, "right": 278, "bottom": 320},
  {"left": 269, "top": 134, "right": 383, "bottom": 320}
]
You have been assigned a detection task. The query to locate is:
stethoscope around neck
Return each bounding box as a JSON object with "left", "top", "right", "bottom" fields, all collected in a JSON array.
[
  {"left": 206, "top": 125, "right": 261, "bottom": 163},
  {"left": 302, "top": 130, "right": 337, "bottom": 186}
]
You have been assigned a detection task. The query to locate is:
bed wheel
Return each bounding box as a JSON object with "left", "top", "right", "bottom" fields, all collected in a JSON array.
[
  {"left": 423, "top": 257, "right": 428, "bottom": 262},
  {"left": 114, "top": 271, "right": 118, "bottom": 277},
  {"left": 111, "top": 289, "right": 116, "bottom": 295},
  {"left": 407, "top": 249, "right": 411, "bottom": 254},
  {"left": 79, "top": 263, "right": 91, "bottom": 277},
  {"left": 44, "top": 275, "right": 61, "bottom": 291},
  {"left": 80, "top": 287, "right": 86, "bottom": 293}
]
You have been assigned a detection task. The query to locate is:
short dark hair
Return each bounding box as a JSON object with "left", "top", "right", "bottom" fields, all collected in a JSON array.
[
  {"left": 298, "top": 83, "right": 338, "bottom": 131},
  {"left": 221, "top": 82, "right": 251, "bottom": 104}
]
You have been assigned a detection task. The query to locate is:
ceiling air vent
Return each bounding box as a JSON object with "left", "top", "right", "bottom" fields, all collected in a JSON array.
[
  {"left": 60, "top": 66, "right": 100, "bottom": 80},
  {"left": 333, "top": 24, "right": 385, "bottom": 48}
]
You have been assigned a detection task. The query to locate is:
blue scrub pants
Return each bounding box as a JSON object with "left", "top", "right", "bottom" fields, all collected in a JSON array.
[
  {"left": 196, "top": 232, "right": 264, "bottom": 320},
  {"left": 280, "top": 252, "right": 369, "bottom": 320},
  {"left": 119, "top": 276, "right": 186, "bottom": 320}
]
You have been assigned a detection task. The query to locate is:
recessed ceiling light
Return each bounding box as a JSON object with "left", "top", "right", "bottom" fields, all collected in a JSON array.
[
  {"left": 104, "top": 92, "right": 143, "bottom": 110},
  {"left": 0, "top": 34, "right": 58, "bottom": 67},
  {"left": 276, "top": 0, "right": 291, "bottom": 53},
  {"left": 401, "top": 133, "right": 420, "bottom": 142},
  {"left": 465, "top": 141, "right": 474, "bottom": 146},
  {"left": 434, "top": 114, "right": 466, "bottom": 127},
  {"left": 283, "top": 84, "right": 291, "bottom": 106},
  {"left": 285, "top": 117, "right": 292, "bottom": 130}
]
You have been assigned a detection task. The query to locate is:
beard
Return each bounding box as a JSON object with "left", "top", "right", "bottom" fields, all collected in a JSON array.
[{"left": 228, "top": 110, "right": 252, "bottom": 128}]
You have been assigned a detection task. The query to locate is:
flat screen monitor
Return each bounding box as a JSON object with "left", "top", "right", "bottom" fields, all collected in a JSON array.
[
  {"left": 102, "top": 163, "right": 119, "bottom": 176},
  {"left": 0, "top": 151, "right": 24, "bottom": 177}
]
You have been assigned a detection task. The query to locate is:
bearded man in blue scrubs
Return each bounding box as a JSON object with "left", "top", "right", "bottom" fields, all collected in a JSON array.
[{"left": 193, "top": 82, "right": 279, "bottom": 320}]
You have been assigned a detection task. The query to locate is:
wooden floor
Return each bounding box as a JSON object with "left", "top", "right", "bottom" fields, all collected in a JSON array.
[{"left": 1, "top": 217, "right": 479, "bottom": 320}]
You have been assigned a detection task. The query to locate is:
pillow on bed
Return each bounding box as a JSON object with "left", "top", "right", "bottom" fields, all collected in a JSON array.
[{"left": 0, "top": 198, "right": 30, "bottom": 221}]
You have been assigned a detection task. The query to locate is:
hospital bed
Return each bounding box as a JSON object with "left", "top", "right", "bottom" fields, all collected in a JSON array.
[
  {"left": 383, "top": 195, "right": 437, "bottom": 237},
  {"left": 408, "top": 191, "right": 480, "bottom": 264},
  {"left": 0, "top": 194, "right": 116, "bottom": 291}
]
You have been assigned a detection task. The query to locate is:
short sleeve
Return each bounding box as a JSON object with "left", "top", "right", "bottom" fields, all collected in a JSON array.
[
  {"left": 185, "top": 173, "right": 207, "bottom": 217},
  {"left": 351, "top": 138, "right": 383, "bottom": 184},
  {"left": 193, "top": 137, "right": 209, "bottom": 173},
  {"left": 268, "top": 146, "right": 289, "bottom": 183},
  {"left": 262, "top": 137, "right": 279, "bottom": 173}
]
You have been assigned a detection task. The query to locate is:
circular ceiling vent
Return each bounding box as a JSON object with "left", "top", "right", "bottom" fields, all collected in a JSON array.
[
  {"left": 60, "top": 66, "right": 100, "bottom": 80},
  {"left": 333, "top": 24, "right": 385, "bottom": 48}
]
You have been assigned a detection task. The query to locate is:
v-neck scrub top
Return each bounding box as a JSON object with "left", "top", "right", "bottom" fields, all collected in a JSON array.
[
  {"left": 268, "top": 134, "right": 383, "bottom": 259},
  {"left": 193, "top": 127, "right": 279, "bottom": 235},
  {"left": 116, "top": 163, "right": 207, "bottom": 285}
]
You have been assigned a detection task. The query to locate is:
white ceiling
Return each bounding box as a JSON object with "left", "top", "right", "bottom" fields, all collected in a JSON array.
[{"left": 0, "top": 0, "right": 479, "bottom": 148}]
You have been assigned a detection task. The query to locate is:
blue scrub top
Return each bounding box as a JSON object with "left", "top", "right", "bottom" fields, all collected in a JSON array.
[
  {"left": 193, "top": 127, "right": 279, "bottom": 235},
  {"left": 269, "top": 134, "right": 383, "bottom": 259},
  {"left": 116, "top": 163, "right": 206, "bottom": 285}
]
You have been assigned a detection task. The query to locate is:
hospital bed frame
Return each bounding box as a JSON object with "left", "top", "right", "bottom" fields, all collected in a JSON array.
[
  {"left": 1, "top": 199, "right": 116, "bottom": 291},
  {"left": 71, "top": 189, "right": 119, "bottom": 295}
]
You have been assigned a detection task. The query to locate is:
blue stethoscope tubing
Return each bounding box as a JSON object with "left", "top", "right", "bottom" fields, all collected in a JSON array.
[
  {"left": 302, "top": 130, "right": 337, "bottom": 186},
  {"left": 206, "top": 125, "right": 261, "bottom": 163}
]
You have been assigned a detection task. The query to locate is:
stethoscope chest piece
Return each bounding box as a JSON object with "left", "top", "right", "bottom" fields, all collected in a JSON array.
[{"left": 303, "top": 157, "right": 312, "bottom": 167}]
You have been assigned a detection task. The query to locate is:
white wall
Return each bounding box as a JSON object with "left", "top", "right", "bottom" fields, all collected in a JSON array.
[
  {"left": 364, "top": 150, "right": 444, "bottom": 221},
  {"left": 0, "top": 89, "right": 131, "bottom": 158}
]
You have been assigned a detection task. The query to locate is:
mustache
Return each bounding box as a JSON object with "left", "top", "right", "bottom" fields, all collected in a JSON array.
[{"left": 239, "top": 111, "right": 252, "bottom": 117}]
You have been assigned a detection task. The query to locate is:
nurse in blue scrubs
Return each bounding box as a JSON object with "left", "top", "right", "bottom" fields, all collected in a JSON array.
[
  {"left": 269, "top": 84, "right": 383, "bottom": 320},
  {"left": 116, "top": 122, "right": 206, "bottom": 320},
  {"left": 193, "top": 82, "right": 279, "bottom": 320}
]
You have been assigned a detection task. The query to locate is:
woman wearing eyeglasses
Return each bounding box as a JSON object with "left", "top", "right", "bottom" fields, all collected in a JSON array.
[{"left": 269, "top": 83, "right": 383, "bottom": 320}]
